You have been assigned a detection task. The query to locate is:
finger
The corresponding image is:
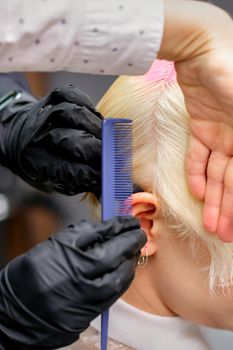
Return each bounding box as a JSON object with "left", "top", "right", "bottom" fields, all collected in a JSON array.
[
  {"left": 79, "top": 216, "right": 141, "bottom": 249},
  {"left": 55, "top": 216, "right": 141, "bottom": 250},
  {"left": 45, "top": 102, "right": 102, "bottom": 138},
  {"left": 23, "top": 142, "right": 101, "bottom": 193},
  {"left": 97, "top": 216, "right": 141, "bottom": 242},
  {"left": 53, "top": 163, "right": 101, "bottom": 195},
  {"left": 48, "top": 85, "right": 97, "bottom": 112},
  {"left": 217, "top": 158, "right": 233, "bottom": 242},
  {"left": 36, "top": 157, "right": 100, "bottom": 195},
  {"left": 203, "top": 151, "right": 229, "bottom": 233},
  {"left": 38, "top": 128, "right": 101, "bottom": 166},
  {"left": 81, "top": 229, "right": 146, "bottom": 278},
  {"left": 81, "top": 255, "right": 138, "bottom": 304},
  {"left": 186, "top": 135, "right": 210, "bottom": 200}
]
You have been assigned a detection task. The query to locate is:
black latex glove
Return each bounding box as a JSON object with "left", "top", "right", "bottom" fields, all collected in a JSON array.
[
  {"left": 0, "top": 216, "right": 146, "bottom": 350},
  {"left": 0, "top": 82, "right": 102, "bottom": 195}
]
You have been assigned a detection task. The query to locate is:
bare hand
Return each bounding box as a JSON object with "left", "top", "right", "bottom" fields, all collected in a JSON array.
[
  {"left": 176, "top": 50, "right": 233, "bottom": 242},
  {"left": 160, "top": 0, "right": 233, "bottom": 241}
]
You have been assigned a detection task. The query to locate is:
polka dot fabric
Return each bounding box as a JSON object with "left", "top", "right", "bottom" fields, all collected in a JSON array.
[{"left": 0, "top": 0, "right": 164, "bottom": 75}]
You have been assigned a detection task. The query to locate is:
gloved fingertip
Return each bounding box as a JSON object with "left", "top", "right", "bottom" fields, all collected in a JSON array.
[{"left": 113, "top": 215, "right": 140, "bottom": 228}]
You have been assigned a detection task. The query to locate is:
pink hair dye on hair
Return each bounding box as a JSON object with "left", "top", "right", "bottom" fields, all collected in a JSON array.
[{"left": 144, "top": 59, "right": 177, "bottom": 85}]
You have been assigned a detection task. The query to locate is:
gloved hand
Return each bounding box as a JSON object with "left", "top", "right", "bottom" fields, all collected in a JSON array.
[
  {"left": 0, "top": 216, "right": 146, "bottom": 350},
  {"left": 0, "top": 81, "right": 102, "bottom": 196}
]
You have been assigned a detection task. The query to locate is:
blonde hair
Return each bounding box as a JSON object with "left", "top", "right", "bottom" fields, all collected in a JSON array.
[{"left": 96, "top": 60, "right": 233, "bottom": 290}]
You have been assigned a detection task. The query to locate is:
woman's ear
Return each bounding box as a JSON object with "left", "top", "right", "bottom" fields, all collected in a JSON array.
[{"left": 132, "top": 192, "right": 160, "bottom": 257}]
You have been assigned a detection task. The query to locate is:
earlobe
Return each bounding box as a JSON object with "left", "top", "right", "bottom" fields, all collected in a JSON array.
[{"left": 131, "top": 192, "right": 159, "bottom": 257}]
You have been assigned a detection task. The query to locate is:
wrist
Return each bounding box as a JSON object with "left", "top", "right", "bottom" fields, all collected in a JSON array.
[{"left": 159, "top": 0, "right": 232, "bottom": 62}]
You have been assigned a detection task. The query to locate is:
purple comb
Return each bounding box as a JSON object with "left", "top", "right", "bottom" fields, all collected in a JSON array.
[{"left": 101, "top": 118, "right": 133, "bottom": 350}]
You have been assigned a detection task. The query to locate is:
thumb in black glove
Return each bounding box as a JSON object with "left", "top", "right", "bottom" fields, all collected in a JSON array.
[
  {"left": 0, "top": 82, "right": 102, "bottom": 196},
  {"left": 0, "top": 216, "right": 146, "bottom": 349}
]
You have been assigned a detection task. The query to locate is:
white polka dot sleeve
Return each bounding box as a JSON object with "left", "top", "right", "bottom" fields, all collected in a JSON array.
[{"left": 0, "top": 0, "right": 164, "bottom": 74}]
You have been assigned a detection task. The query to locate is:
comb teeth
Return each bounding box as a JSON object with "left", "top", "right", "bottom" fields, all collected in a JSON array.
[
  {"left": 113, "top": 123, "right": 133, "bottom": 215},
  {"left": 101, "top": 118, "right": 133, "bottom": 350},
  {"left": 102, "top": 119, "right": 133, "bottom": 220}
]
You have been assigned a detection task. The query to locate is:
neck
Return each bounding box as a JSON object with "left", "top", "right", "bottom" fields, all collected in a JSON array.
[{"left": 122, "top": 257, "right": 177, "bottom": 317}]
